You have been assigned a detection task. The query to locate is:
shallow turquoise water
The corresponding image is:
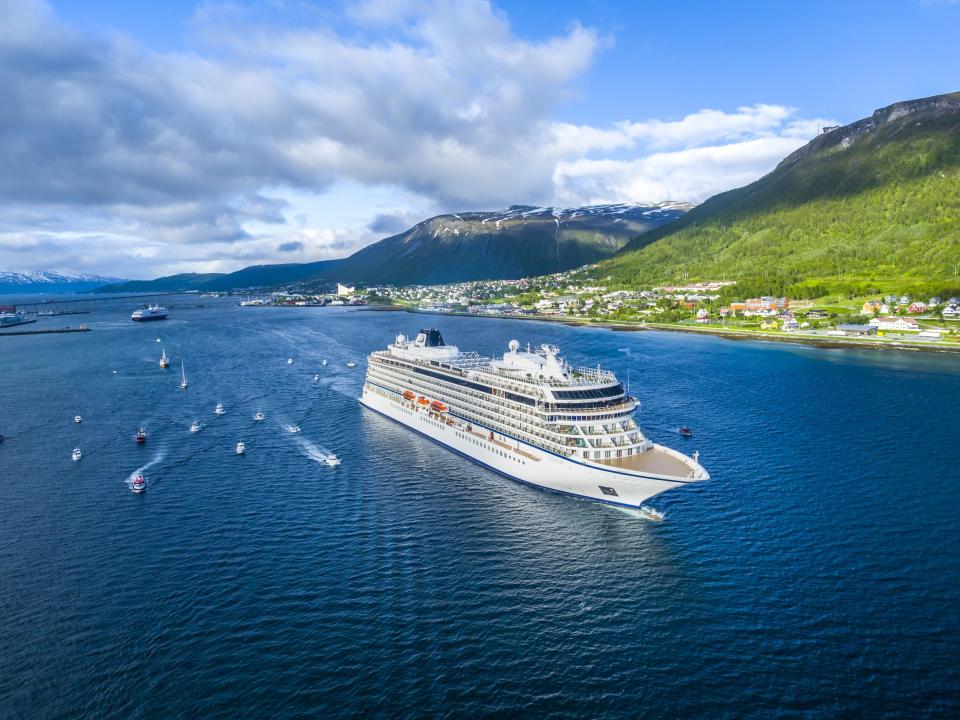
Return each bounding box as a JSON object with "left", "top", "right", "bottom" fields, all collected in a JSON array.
[{"left": 1, "top": 301, "right": 959, "bottom": 718}]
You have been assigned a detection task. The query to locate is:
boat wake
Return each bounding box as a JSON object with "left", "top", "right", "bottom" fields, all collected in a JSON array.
[
  {"left": 126, "top": 445, "right": 167, "bottom": 489},
  {"left": 293, "top": 436, "right": 341, "bottom": 467}
]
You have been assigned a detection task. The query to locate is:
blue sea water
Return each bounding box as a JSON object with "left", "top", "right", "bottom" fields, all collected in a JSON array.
[{"left": 1, "top": 300, "right": 959, "bottom": 719}]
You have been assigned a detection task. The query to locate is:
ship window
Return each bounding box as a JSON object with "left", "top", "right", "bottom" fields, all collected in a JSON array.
[{"left": 599, "top": 486, "right": 618, "bottom": 497}]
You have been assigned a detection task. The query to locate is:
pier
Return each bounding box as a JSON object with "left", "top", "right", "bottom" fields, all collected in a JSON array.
[{"left": 0, "top": 325, "right": 91, "bottom": 337}]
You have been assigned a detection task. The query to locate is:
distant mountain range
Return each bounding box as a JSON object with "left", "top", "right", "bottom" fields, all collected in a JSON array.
[
  {"left": 97, "top": 203, "right": 691, "bottom": 292},
  {"left": 0, "top": 271, "right": 126, "bottom": 294},
  {"left": 597, "top": 91, "right": 960, "bottom": 296}
]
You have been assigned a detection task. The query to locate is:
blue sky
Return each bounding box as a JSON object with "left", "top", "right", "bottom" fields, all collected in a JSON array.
[{"left": 2, "top": 0, "right": 958, "bottom": 277}]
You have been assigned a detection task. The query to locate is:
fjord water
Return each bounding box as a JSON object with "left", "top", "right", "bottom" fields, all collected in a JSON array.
[{"left": 1, "top": 302, "right": 959, "bottom": 719}]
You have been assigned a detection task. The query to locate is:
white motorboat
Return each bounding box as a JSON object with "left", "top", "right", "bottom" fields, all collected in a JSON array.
[
  {"left": 132, "top": 474, "right": 146, "bottom": 493},
  {"left": 287, "top": 357, "right": 294, "bottom": 365},
  {"left": 322, "top": 359, "right": 328, "bottom": 367},
  {"left": 235, "top": 441, "right": 246, "bottom": 455},
  {"left": 287, "top": 424, "right": 300, "bottom": 434},
  {"left": 74, "top": 415, "right": 82, "bottom": 423},
  {"left": 72, "top": 448, "right": 82, "bottom": 461},
  {"left": 190, "top": 421, "right": 203, "bottom": 433},
  {"left": 324, "top": 453, "right": 341, "bottom": 467},
  {"left": 215, "top": 402, "right": 225, "bottom": 415},
  {"left": 160, "top": 348, "right": 170, "bottom": 368},
  {"left": 254, "top": 412, "right": 266, "bottom": 422},
  {"left": 346, "top": 361, "right": 357, "bottom": 368}
]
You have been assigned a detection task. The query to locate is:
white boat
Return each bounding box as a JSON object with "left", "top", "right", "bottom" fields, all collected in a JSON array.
[
  {"left": 74, "top": 415, "right": 82, "bottom": 424},
  {"left": 131, "top": 304, "right": 168, "bottom": 322},
  {"left": 287, "top": 357, "right": 294, "bottom": 365},
  {"left": 235, "top": 441, "right": 246, "bottom": 455},
  {"left": 132, "top": 474, "right": 146, "bottom": 493},
  {"left": 190, "top": 421, "right": 203, "bottom": 433},
  {"left": 324, "top": 453, "right": 341, "bottom": 467},
  {"left": 322, "top": 359, "right": 328, "bottom": 367},
  {"left": 72, "top": 448, "right": 82, "bottom": 461},
  {"left": 253, "top": 412, "right": 266, "bottom": 422},
  {"left": 360, "top": 329, "right": 709, "bottom": 510},
  {"left": 180, "top": 361, "right": 188, "bottom": 389},
  {"left": 346, "top": 361, "right": 357, "bottom": 368},
  {"left": 313, "top": 374, "right": 320, "bottom": 381},
  {"left": 215, "top": 402, "right": 225, "bottom": 415},
  {"left": 160, "top": 348, "right": 170, "bottom": 368},
  {"left": 287, "top": 424, "right": 300, "bottom": 433}
]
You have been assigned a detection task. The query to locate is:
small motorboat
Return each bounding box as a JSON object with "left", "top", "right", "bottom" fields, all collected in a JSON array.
[
  {"left": 346, "top": 361, "right": 357, "bottom": 368},
  {"left": 214, "top": 402, "right": 225, "bottom": 416},
  {"left": 72, "top": 448, "right": 82, "bottom": 461},
  {"left": 678, "top": 426, "right": 693, "bottom": 437},
  {"left": 190, "top": 421, "right": 203, "bottom": 433},
  {"left": 74, "top": 415, "right": 82, "bottom": 424},
  {"left": 321, "top": 359, "right": 328, "bottom": 367},
  {"left": 112, "top": 369, "right": 118, "bottom": 375},
  {"left": 235, "top": 441, "right": 246, "bottom": 455},
  {"left": 313, "top": 374, "right": 320, "bottom": 381},
  {"left": 324, "top": 453, "right": 341, "bottom": 467},
  {"left": 640, "top": 505, "right": 665, "bottom": 521},
  {"left": 160, "top": 348, "right": 170, "bottom": 368},
  {"left": 135, "top": 428, "right": 147, "bottom": 444},
  {"left": 287, "top": 357, "right": 294, "bottom": 365},
  {"left": 155, "top": 338, "right": 161, "bottom": 343},
  {"left": 253, "top": 412, "right": 266, "bottom": 422},
  {"left": 132, "top": 474, "right": 146, "bottom": 493},
  {"left": 287, "top": 424, "right": 300, "bottom": 434}
]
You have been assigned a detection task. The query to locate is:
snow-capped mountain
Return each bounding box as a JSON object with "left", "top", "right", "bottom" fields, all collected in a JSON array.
[{"left": 0, "top": 271, "right": 127, "bottom": 294}]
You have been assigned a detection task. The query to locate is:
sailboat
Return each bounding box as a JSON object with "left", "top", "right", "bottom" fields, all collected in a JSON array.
[
  {"left": 180, "top": 361, "right": 188, "bottom": 389},
  {"left": 160, "top": 348, "right": 170, "bottom": 368}
]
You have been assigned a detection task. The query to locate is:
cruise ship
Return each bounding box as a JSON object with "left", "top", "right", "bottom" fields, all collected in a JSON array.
[
  {"left": 360, "top": 329, "right": 709, "bottom": 508},
  {"left": 131, "top": 304, "right": 168, "bottom": 321}
]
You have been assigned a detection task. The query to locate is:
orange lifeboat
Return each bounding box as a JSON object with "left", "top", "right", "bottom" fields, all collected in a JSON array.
[
  {"left": 417, "top": 396, "right": 430, "bottom": 406},
  {"left": 430, "top": 401, "right": 447, "bottom": 413},
  {"left": 402, "top": 390, "right": 416, "bottom": 401}
]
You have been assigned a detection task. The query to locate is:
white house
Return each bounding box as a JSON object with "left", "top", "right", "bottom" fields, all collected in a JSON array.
[
  {"left": 943, "top": 305, "right": 960, "bottom": 320},
  {"left": 869, "top": 316, "right": 919, "bottom": 332}
]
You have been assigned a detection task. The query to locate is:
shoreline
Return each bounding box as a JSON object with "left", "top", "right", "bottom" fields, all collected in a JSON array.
[{"left": 385, "top": 307, "right": 960, "bottom": 355}]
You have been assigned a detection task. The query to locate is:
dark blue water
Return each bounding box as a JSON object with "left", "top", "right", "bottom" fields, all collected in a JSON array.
[{"left": 2, "top": 301, "right": 959, "bottom": 718}]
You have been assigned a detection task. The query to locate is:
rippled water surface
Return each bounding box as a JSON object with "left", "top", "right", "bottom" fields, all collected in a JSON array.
[{"left": 2, "top": 301, "right": 959, "bottom": 718}]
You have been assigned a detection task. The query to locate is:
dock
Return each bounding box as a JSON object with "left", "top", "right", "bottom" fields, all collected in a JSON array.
[{"left": 0, "top": 325, "right": 91, "bottom": 337}]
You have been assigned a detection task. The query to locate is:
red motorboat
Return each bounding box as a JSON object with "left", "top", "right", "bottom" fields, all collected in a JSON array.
[
  {"left": 678, "top": 426, "right": 693, "bottom": 438},
  {"left": 135, "top": 427, "right": 147, "bottom": 444},
  {"left": 132, "top": 474, "right": 146, "bottom": 493}
]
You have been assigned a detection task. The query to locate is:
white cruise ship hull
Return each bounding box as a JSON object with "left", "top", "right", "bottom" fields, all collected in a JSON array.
[{"left": 360, "top": 385, "right": 697, "bottom": 509}]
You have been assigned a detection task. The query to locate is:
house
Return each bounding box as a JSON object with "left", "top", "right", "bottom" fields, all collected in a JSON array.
[
  {"left": 898, "top": 295, "right": 911, "bottom": 306},
  {"left": 885, "top": 294, "right": 898, "bottom": 305},
  {"left": 928, "top": 297, "right": 942, "bottom": 307},
  {"left": 695, "top": 309, "right": 711, "bottom": 323},
  {"left": 805, "top": 310, "right": 829, "bottom": 319},
  {"left": 869, "top": 316, "right": 919, "bottom": 332},
  {"left": 943, "top": 305, "right": 960, "bottom": 320},
  {"left": 836, "top": 324, "right": 877, "bottom": 336},
  {"left": 781, "top": 316, "right": 800, "bottom": 331},
  {"left": 861, "top": 300, "right": 881, "bottom": 315},
  {"left": 908, "top": 302, "right": 927, "bottom": 314}
]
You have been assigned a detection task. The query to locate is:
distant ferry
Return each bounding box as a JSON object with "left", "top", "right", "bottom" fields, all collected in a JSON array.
[
  {"left": 0, "top": 311, "right": 33, "bottom": 328},
  {"left": 131, "top": 304, "right": 168, "bottom": 321},
  {"left": 360, "top": 329, "right": 709, "bottom": 509}
]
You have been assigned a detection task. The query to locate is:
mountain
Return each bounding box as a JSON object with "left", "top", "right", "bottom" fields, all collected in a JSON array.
[
  {"left": 597, "top": 92, "right": 960, "bottom": 297},
  {"left": 0, "top": 271, "right": 126, "bottom": 294},
  {"left": 98, "top": 203, "right": 690, "bottom": 292}
]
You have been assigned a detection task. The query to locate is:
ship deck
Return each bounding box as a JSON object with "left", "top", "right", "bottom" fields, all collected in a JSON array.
[{"left": 594, "top": 445, "right": 703, "bottom": 480}]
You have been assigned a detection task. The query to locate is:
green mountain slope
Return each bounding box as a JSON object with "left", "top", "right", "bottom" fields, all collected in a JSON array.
[
  {"left": 99, "top": 203, "right": 689, "bottom": 292},
  {"left": 597, "top": 92, "right": 960, "bottom": 297}
]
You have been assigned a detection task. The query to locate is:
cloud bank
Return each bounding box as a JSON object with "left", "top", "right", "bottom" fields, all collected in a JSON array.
[{"left": 0, "top": 0, "right": 833, "bottom": 277}]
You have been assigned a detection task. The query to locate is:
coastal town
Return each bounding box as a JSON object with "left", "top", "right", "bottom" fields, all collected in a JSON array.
[{"left": 232, "top": 271, "right": 960, "bottom": 352}]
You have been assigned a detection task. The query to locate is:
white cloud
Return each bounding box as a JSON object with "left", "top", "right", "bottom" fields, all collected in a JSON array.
[{"left": 0, "top": 0, "right": 833, "bottom": 277}]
